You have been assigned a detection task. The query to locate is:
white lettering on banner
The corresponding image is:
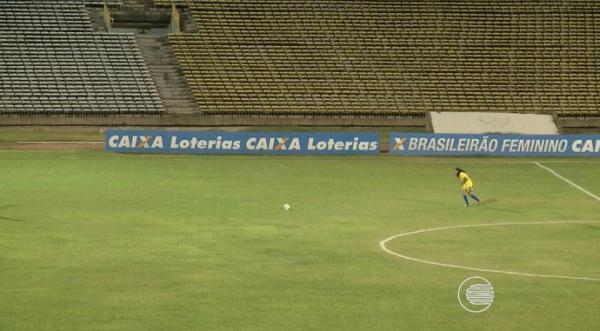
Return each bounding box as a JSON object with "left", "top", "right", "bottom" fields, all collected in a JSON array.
[
  {"left": 488, "top": 139, "right": 499, "bottom": 152},
  {"left": 118, "top": 135, "right": 132, "bottom": 148},
  {"left": 501, "top": 139, "right": 568, "bottom": 153},
  {"left": 500, "top": 139, "right": 509, "bottom": 152},
  {"left": 108, "top": 135, "right": 163, "bottom": 149},
  {"left": 405, "top": 137, "right": 498, "bottom": 153},
  {"left": 246, "top": 137, "right": 379, "bottom": 152},
  {"left": 417, "top": 138, "right": 427, "bottom": 150},
  {"left": 426, "top": 139, "right": 435, "bottom": 151},
  {"left": 288, "top": 138, "right": 301, "bottom": 150},
  {"left": 558, "top": 140, "right": 568, "bottom": 152},
  {"left": 246, "top": 137, "right": 300, "bottom": 151},
  {"left": 108, "top": 135, "right": 119, "bottom": 148},
  {"left": 408, "top": 138, "right": 419, "bottom": 150},
  {"left": 392, "top": 138, "right": 406, "bottom": 151},
  {"left": 308, "top": 139, "right": 326, "bottom": 150},
  {"left": 457, "top": 138, "right": 467, "bottom": 151},
  {"left": 517, "top": 139, "right": 532, "bottom": 152},
  {"left": 107, "top": 132, "right": 380, "bottom": 154},
  {"left": 171, "top": 136, "right": 241, "bottom": 150},
  {"left": 572, "top": 139, "right": 600, "bottom": 153},
  {"left": 466, "top": 139, "right": 479, "bottom": 152},
  {"left": 307, "top": 137, "right": 377, "bottom": 151},
  {"left": 151, "top": 137, "right": 163, "bottom": 148},
  {"left": 392, "top": 134, "right": 600, "bottom": 156}
]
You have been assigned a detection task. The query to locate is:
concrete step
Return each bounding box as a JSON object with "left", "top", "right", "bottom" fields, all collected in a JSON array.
[
  {"left": 163, "top": 97, "right": 195, "bottom": 101},
  {"left": 167, "top": 107, "right": 198, "bottom": 113},
  {"left": 157, "top": 84, "right": 191, "bottom": 93},
  {"left": 163, "top": 103, "right": 196, "bottom": 109},
  {"left": 163, "top": 99, "right": 196, "bottom": 106},
  {"left": 152, "top": 75, "right": 186, "bottom": 82},
  {"left": 152, "top": 72, "right": 186, "bottom": 78},
  {"left": 148, "top": 66, "right": 180, "bottom": 73},
  {"left": 148, "top": 62, "right": 177, "bottom": 67},
  {"left": 159, "top": 89, "right": 194, "bottom": 95},
  {"left": 160, "top": 92, "right": 195, "bottom": 99},
  {"left": 137, "top": 39, "right": 164, "bottom": 45},
  {"left": 154, "top": 81, "right": 189, "bottom": 87},
  {"left": 154, "top": 79, "right": 191, "bottom": 85},
  {"left": 144, "top": 58, "right": 173, "bottom": 65},
  {"left": 134, "top": 34, "right": 198, "bottom": 113},
  {"left": 161, "top": 95, "right": 195, "bottom": 101},
  {"left": 152, "top": 73, "right": 187, "bottom": 81},
  {"left": 149, "top": 67, "right": 181, "bottom": 73}
]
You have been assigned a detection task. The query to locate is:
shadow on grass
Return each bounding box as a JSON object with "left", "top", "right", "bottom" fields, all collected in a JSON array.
[
  {"left": 480, "top": 198, "right": 498, "bottom": 206},
  {"left": 477, "top": 198, "right": 523, "bottom": 214},
  {"left": 0, "top": 205, "right": 25, "bottom": 222},
  {"left": 0, "top": 215, "right": 25, "bottom": 223}
]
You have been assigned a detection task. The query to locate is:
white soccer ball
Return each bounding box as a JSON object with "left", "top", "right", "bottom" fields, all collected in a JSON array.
[{"left": 282, "top": 203, "right": 291, "bottom": 211}]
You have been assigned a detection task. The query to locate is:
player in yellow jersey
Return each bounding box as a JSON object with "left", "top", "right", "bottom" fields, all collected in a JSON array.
[{"left": 456, "top": 168, "right": 481, "bottom": 207}]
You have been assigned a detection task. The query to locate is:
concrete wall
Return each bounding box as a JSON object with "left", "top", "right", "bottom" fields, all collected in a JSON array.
[
  {"left": 430, "top": 112, "right": 558, "bottom": 134},
  {"left": 558, "top": 117, "right": 600, "bottom": 133}
]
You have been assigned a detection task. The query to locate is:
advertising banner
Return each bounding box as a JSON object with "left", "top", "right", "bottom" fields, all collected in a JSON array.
[
  {"left": 389, "top": 133, "right": 600, "bottom": 157},
  {"left": 105, "top": 130, "right": 380, "bottom": 155}
]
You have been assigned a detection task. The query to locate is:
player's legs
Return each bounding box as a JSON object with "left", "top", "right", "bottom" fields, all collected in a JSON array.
[
  {"left": 466, "top": 187, "right": 480, "bottom": 205},
  {"left": 461, "top": 192, "right": 470, "bottom": 207},
  {"left": 462, "top": 186, "right": 480, "bottom": 207},
  {"left": 461, "top": 187, "right": 470, "bottom": 207}
]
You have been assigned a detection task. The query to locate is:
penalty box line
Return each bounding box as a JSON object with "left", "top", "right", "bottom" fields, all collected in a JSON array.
[{"left": 534, "top": 161, "right": 600, "bottom": 203}]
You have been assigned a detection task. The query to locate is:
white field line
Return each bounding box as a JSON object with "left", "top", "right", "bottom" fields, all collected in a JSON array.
[
  {"left": 534, "top": 161, "right": 600, "bottom": 202},
  {"left": 380, "top": 221, "right": 600, "bottom": 282}
]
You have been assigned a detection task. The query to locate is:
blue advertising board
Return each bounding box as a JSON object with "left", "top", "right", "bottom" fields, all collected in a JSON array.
[
  {"left": 389, "top": 133, "right": 600, "bottom": 157},
  {"left": 105, "top": 130, "right": 380, "bottom": 155}
]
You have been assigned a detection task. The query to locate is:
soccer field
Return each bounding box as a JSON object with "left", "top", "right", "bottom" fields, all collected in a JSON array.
[{"left": 0, "top": 151, "right": 599, "bottom": 330}]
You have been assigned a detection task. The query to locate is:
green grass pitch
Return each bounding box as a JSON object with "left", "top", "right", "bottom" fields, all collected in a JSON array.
[{"left": 0, "top": 151, "right": 599, "bottom": 330}]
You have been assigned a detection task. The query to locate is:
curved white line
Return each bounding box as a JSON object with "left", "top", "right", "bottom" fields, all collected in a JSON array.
[{"left": 380, "top": 221, "right": 600, "bottom": 282}]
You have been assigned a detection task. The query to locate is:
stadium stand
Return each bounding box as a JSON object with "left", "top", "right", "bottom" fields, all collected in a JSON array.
[
  {"left": 1, "top": 0, "right": 599, "bottom": 123},
  {"left": 0, "top": 2, "right": 164, "bottom": 115},
  {"left": 0, "top": 3, "right": 93, "bottom": 32},
  {"left": 12, "top": 0, "right": 123, "bottom": 4},
  {"left": 156, "top": 0, "right": 600, "bottom": 117}
]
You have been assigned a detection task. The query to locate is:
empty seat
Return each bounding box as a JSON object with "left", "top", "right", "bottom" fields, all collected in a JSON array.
[
  {"left": 0, "top": 3, "right": 165, "bottom": 115},
  {"left": 158, "top": 0, "right": 600, "bottom": 116}
]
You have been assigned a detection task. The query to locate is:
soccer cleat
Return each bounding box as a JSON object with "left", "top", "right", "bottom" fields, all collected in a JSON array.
[{"left": 464, "top": 204, "right": 470, "bottom": 208}]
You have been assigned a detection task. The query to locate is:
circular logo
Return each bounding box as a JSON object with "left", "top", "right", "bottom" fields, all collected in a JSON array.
[{"left": 457, "top": 276, "right": 494, "bottom": 313}]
